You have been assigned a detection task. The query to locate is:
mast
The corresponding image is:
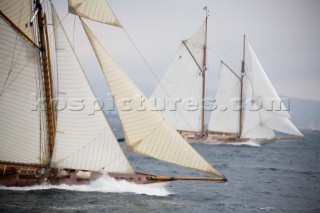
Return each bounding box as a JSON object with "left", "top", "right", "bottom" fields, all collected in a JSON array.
[
  {"left": 239, "top": 35, "right": 246, "bottom": 138},
  {"left": 201, "top": 8, "right": 208, "bottom": 137},
  {"left": 36, "top": 0, "right": 55, "bottom": 164}
]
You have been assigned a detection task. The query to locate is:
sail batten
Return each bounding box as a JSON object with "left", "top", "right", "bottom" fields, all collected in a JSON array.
[
  {"left": 51, "top": 7, "right": 134, "bottom": 173},
  {"left": 81, "top": 18, "right": 222, "bottom": 177}
]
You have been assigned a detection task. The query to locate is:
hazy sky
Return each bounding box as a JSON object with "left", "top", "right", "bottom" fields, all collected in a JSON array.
[{"left": 53, "top": 0, "right": 320, "bottom": 101}]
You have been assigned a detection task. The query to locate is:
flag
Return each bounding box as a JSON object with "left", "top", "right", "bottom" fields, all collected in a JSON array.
[
  {"left": 203, "top": 6, "right": 207, "bottom": 10},
  {"left": 25, "top": 21, "right": 33, "bottom": 28}
]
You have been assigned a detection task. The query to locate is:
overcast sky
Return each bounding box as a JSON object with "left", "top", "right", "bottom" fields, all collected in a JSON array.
[{"left": 53, "top": 0, "right": 320, "bottom": 101}]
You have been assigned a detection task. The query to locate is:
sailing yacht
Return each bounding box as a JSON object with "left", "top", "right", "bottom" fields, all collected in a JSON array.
[
  {"left": 150, "top": 11, "right": 209, "bottom": 143},
  {"left": 0, "top": 0, "right": 226, "bottom": 187},
  {"left": 207, "top": 38, "right": 304, "bottom": 143},
  {"left": 151, "top": 12, "right": 303, "bottom": 144}
]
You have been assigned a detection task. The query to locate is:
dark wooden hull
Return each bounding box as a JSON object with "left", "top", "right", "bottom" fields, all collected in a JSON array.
[{"left": 0, "top": 164, "right": 169, "bottom": 187}]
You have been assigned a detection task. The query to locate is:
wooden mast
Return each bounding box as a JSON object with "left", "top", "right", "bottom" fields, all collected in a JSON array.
[
  {"left": 239, "top": 35, "right": 246, "bottom": 139},
  {"left": 201, "top": 9, "right": 208, "bottom": 137},
  {"left": 36, "top": 0, "right": 55, "bottom": 164}
]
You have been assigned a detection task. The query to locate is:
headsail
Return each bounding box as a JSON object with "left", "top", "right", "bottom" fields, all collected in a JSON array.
[
  {"left": 208, "top": 62, "right": 241, "bottom": 134},
  {"left": 0, "top": 15, "right": 48, "bottom": 165},
  {"left": 150, "top": 21, "right": 206, "bottom": 132},
  {"left": 0, "top": 0, "right": 35, "bottom": 42},
  {"left": 241, "top": 79, "right": 276, "bottom": 139},
  {"left": 68, "top": 0, "right": 122, "bottom": 27},
  {"left": 80, "top": 19, "right": 222, "bottom": 177},
  {"left": 50, "top": 7, "right": 134, "bottom": 173},
  {"left": 241, "top": 44, "right": 303, "bottom": 138}
]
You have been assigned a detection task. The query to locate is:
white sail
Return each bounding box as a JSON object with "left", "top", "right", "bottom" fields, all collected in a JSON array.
[
  {"left": 0, "top": 16, "right": 49, "bottom": 165},
  {"left": 241, "top": 83, "right": 276, "bottom": 139},
  {"left": 208, "top": 62, "right": 240, "bottom": 134},
  {"left": 80, "top": 19, "right": 222, "bottom": 177},
  {"left": 0, "top": 0, "right": 35, "bottom": 42},
  {"left": 150, "top": 21, "right": 206, "bottom": 132},
  {"left": 68, "top": 0, "right": 121, "bottom": 27},
  {"left": 50, "top": 7, "right": 134, "bottom": 173},
  {"left": 241, "top": 44, "right": 303, "bottom": 138}
]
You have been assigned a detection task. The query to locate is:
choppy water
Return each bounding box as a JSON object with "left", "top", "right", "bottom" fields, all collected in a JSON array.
[{"left": 1, "top": 130, "right": 319, "bottom": 212}]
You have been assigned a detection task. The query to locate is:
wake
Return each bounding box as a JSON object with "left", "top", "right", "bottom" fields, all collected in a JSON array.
[
  {"left": 226, "top": 141, "right": 261, "bottom": 147},
  {"left": 0, "top": 175, "right": 170, "bottom": 196}
]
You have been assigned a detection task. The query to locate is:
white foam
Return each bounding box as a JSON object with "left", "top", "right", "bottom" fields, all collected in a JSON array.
[
  {"left": 227, "top": 141, "right": 261, "bottom": 147},
  {"left": 0, "top": 175, "right": 170, "bottom": 196}
]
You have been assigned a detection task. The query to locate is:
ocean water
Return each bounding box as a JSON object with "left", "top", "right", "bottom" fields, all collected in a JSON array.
[{"left": 1, "top": 130, "right": 319, "bottom": 213}]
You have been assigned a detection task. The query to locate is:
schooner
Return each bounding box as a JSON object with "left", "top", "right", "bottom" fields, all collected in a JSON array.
[
  {"left": 151, "top": 10, "right": 303, "bottom": 144},
  {"left": 0, "top": 0, "right": 226, "bottom": 187}
]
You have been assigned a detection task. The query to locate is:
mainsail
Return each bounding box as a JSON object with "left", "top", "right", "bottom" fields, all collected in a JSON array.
[
  {"left": 241, "top": 44, "right": 303, "bottom": 139},
  {"left": 208, "top": 62, "right": 240, "bottom": 134},
  {"left": 68, "top": 0, "right": 121, "bottom": 27},
  {"left": 50, "top": 6, "right": 133, "bottom": 173},
  {"left": 0, "top": 14, "right": 48, "bottom": 165},
  {"left": 150, "top": 21, "right": 206, "bottom": 132},
  {"left": 80, "top": 19, "right": 222, "bottom": 177}
]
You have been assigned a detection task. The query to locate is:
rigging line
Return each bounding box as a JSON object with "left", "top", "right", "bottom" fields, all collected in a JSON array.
[
  {"left": 207, "top": 47, "right": 239, "bottom": 62},
  {"left": 210, "top": 21, "right": 242, "bottom": 59},
  {"left": 210, "top": 15, "right": 244, "bottom": 37},
  {"left": 121, "top": 28, "right": 196, "bottom": 132},
  {"left": 72, "top": 15, "right": 76, "bottom": 50},
  {"left": 121, "top": 28, "right": 167, "bottom": 96},
  {"left": 0, "top": 12, "right": 69, "bottom": 97},
  {"left": 0, "top": 7, "right": 23, "bottom": 97}
]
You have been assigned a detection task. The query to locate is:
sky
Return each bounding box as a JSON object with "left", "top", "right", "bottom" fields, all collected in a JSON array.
[{"left": 52, "top": 0, "right": 320, "bottom": 101}]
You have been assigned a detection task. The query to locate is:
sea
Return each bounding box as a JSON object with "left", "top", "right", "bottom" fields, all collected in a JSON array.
[{"left": 1, "top": 130, "right": 319, "bottom": 213}]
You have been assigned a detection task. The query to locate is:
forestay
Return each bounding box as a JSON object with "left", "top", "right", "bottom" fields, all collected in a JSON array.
[
  {"left": 81, "top": 19, "right": 222, "bottom": 177},
  {"left": 50, "top": 7, "right": 134, "bottom": 173},
  {"left": 68, "top": 0, "right": 122, "bottom": 27},
  {"left": 0, "top": 16, "right": 48, "bottom": 165}
]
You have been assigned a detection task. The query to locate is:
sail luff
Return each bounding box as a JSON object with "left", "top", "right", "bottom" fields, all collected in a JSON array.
[{"left": 80, "top": 18, "right": 223, "bottom": 177}]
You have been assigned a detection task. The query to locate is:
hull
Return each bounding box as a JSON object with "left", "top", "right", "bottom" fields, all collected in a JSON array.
[
  {"left": 178, "top": 130, "right": 205, "bottom": 143},
  {"left": 0, "top": 164, "right": 169, "bottom": 187}
]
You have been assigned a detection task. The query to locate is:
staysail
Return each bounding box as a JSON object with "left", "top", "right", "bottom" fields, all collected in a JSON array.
[
  {"left": 50, "top": 7, "right": 134, "bottom": 173},
  {"left": 208, "top": 62, "right": 241, "bottom": 134},
  {"left": 150, "top": 21, "right": 206, "bottom": 132},
  {"left": 80, "top": 19, "right": 222, "bottom": 177},
  {"left": 68, "top": 0, "right": 122, "bottom": 27},
  {"left": 241, "top": 44, "right": 303, "bottom": 138},
  {"left": 0, "top": 15, "right": 49, "bottom": 165},
  {"left": 0, "top": 0, "right": 35, "bottom": 42},
  {"left": 241, "top": 79, "right": 276, "bottom": 139}
]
